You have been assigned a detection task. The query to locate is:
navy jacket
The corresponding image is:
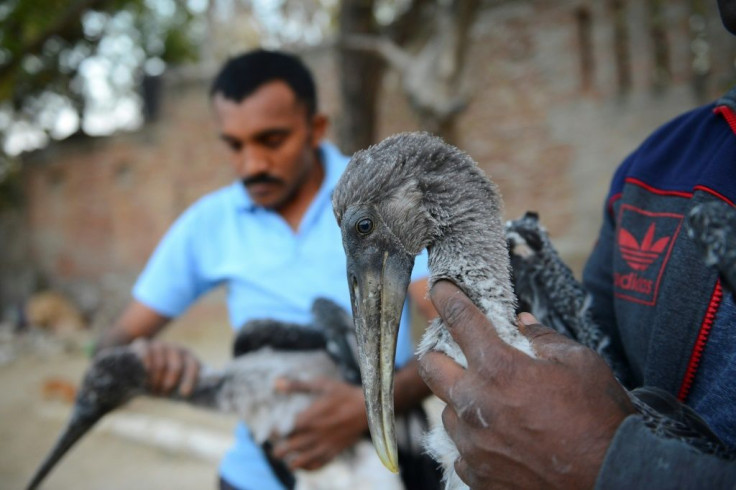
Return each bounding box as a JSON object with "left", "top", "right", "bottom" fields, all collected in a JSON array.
[{"left": 583, "top": 86, "right": 736, "bottom": 487}]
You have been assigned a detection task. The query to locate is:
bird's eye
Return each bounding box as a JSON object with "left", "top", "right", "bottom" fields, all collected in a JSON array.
[{"left": 356, "top": 217, "right": 374, "bottom": 235}]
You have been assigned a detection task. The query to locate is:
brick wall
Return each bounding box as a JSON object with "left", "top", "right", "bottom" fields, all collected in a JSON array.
[{"left": 5, "top": 0, "right": 735, "bottom": 316}]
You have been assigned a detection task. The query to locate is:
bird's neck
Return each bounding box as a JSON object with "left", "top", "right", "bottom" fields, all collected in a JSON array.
[
  {"left": 427, "top": 202, "right": 517, "bottom": 332},
  {"left": 171, "top": 367, "right": 225, "bottom": 409}
]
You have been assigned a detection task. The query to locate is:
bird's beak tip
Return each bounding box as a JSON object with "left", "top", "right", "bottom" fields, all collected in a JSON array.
[
  {"left": 369, "top": 421, "right": 399, "bottom": 473},
  {"left": 378, "top": 451, "right": 400, "bottom": 474}
]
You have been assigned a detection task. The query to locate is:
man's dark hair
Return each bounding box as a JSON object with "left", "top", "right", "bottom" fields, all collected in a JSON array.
[{"left": 210, "top": 49, "right": 317, "bottom": 116}]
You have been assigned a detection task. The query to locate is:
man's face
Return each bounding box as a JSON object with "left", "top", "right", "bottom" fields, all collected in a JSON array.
[{"left": 213, "top": 81, "right": 326, "bottom": 210}]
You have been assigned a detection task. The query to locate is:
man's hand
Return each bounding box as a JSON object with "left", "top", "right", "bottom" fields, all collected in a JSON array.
[
  {"left": 418, "top": 280, "right": 635, "bottom": 489},
  {"left": 129, "top": 338, "right": 200, "bottom": 397},
  {"left": 272, "top": 378, "right": 368, "bottom": 471}
]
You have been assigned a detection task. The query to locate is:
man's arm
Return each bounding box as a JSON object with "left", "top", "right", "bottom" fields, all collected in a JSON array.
[
  {"left": 408, "top": 277, "right": 438, "bottom": 322},
  {"left": 96, "top": 300, "right": 200, "bottom": 396},
  {"left": 596, "top": 415, "right": 736, "bottom": 489},
  {"left": 273, "top": 278, "right": 435, "bottom": 471},
  {"left": 419, "top": 280, "right": 736, "bottom": 489},
  {"left": 96, "top": 300, "right": 170, "bottom": 349},
  {"left": 398, "top": 277, "right": 437, "bottom": 411}
]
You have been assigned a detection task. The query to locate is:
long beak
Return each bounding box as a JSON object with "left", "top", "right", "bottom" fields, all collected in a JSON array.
[
  {"left": 347, "top": 248, "right": 414, "bottom": 473},
  {"left": 27, "top": 348, "right": 146, "bottom": 490},
  {"left": 26, "top": 408, "right": 103, "bottom": 490}
]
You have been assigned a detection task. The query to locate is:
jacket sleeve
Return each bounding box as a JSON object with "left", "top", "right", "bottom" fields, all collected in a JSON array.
[{"left": 596, "top": 416, "right": 736, "bottom": 489}]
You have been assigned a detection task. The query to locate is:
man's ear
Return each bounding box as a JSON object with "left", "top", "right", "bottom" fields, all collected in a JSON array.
[{"left": 310, "top": 113, "right": 329, "bottom": 146}]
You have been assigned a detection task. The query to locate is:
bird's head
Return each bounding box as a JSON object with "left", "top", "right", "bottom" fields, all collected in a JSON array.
[
  {"left": 332, "top": 131, "right": 487, "bottom": 472},
  {"left": 312, "top": 298, "right": 362, "bottom": 385},
  {"left": 27, "top": 348, "right": 146, "bottom": 490},
  {"left": 505, "top": 211, "right": 545, "bottom": 260}
]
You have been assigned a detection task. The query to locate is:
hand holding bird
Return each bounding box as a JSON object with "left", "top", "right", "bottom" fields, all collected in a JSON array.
[
  {"left": 273, "top": 377, "right": 368, "bottom": 471},
  {"left": 419, "top": 280, "right": 634, "bottom": 490},
  {"left": 128, "top": 338, "right": 201, "bottom": 396}
]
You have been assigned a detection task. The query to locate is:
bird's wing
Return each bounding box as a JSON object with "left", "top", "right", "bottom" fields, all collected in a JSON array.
[
  {"left": 233, "top": 318, "right": 326, "bottom": 357},
  {"left": 629, "top": 386, "right": 735, "bottom": 460},
  {"left": 218, "top": 348, "right": 340, "bottom": 441}
]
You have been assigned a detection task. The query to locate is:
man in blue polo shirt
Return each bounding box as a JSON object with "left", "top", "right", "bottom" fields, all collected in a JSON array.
[{"left": 95, "top": 50, "right": 436, "bottom": 490}]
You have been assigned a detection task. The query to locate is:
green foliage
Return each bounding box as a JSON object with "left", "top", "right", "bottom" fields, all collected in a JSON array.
[
  {"left": 0, "top": 0, "right": 202, "bottom": 166},
  {"left": 0, "top": 154, "right": 23, "bottom": 211}
]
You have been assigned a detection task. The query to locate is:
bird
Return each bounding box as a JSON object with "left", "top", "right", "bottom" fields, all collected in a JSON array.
[
  {"left": 505, "top": 211, "right": 632, "bottom": 386},
  {"left": 26, "top": 298, "right": 407, "bottom": 490},
  {"left": 686, "top": 200, "right": 736, "bottom": 302},
  {"left": 333, "top": 131, "right": 533, "bottom": 490},
  {"left": 332, "top": 131, "right": 734, "bottom": 490}
]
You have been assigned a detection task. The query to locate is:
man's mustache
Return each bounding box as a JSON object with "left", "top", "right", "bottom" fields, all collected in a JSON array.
[{"left": 242, "top": 174, "right": 284, "bottom": 187}]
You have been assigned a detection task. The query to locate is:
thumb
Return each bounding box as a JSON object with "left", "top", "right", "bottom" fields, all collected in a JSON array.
[
  {"left": 274, "top": 377, "right": 327, "bottom": 394},
  {"left": 517, "top": 312, "right": 575, "bottom": 347}
]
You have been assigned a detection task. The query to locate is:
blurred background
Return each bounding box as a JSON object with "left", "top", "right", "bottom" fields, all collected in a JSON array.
[{"left": 1, "top": 0, "right": 735, "bottom": 488}]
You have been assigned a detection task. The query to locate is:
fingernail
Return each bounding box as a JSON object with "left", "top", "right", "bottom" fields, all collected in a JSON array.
[
  {"left": 518, "top": 312, "right": 537, "bottom": 325},
  {"left": 274, "top": 378, "right": 288, "bottom": 392}
]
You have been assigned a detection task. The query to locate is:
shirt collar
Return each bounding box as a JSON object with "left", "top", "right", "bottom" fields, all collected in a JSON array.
[
  {"left": 715, "top": 85, "right": 736, "bottom": 136},
  {"left": 716, "top": 85, "right": 736, "bottom": 113}
]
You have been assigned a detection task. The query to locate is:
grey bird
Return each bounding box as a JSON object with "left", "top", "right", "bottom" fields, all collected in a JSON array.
[
  {"left": 332, "top": 131, "right": 734, "bottom": 490},
  {"left": 333, "top": 132, "right": 534, "bottom": 489},
  {"left": 27, "top": 298, "right": 406, "bottom": 490},
  {"left": 687, "top": 200, "right": 736, "bottom": 301}
]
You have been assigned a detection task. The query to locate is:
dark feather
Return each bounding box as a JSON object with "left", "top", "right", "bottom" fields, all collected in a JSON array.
[
  {"left": 630, "top": 387, "right": 734, "bottom": 460},
  {"left": 233, "top": 319, "right": 326, "bottom": 357},
  {"left": 687, "top": 201, "right": 736, "bottom": 300},
  {"left": 506, "top": 212, "right": 632, "bottom": 385}
]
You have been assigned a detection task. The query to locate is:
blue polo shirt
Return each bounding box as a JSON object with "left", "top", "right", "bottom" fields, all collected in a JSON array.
[{"left": 133, "top": 142, "right": 429, "bottom": 489}]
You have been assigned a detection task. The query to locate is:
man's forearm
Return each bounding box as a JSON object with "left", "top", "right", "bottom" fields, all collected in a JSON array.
[
  {"left": 394, "top": 359, "right": 432, "bottom": 414},
  {"left": 94, "top": 300, "right": 170, "bottom": 353},
  {"left": 397, "top": 277, "right": 437, "bottom": 412},
  {"left": 94, "top": 327, "right": 136, "bottom": 353}
]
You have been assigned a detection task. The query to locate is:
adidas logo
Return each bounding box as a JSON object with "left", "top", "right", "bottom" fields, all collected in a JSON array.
[
  {"left": 614, "top": 271, "right": 653, "bottom": 294},
  {"left": 618, "top": 222, "right": 670, "bottom": 272}
]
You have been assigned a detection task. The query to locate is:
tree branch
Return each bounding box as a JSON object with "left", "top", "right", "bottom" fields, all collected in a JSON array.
[
  {"left": 342, "top": 34, "right": 412, "bottom": 74},
  {"left": 0, "top": 0, "right": 111, "bottom": 83}
]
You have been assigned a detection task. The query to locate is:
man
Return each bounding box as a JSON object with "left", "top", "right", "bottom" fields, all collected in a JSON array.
[
  {"left": 418, "top": 1, "right": 736, "bottom": 488},
  {"left": 96, "top": 50, "right": 435, "bottom": 490}
]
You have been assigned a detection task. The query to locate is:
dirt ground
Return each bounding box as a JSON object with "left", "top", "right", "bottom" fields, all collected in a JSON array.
[{"left": 0, "top": 301, "right": 241, "bottom": 490}]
